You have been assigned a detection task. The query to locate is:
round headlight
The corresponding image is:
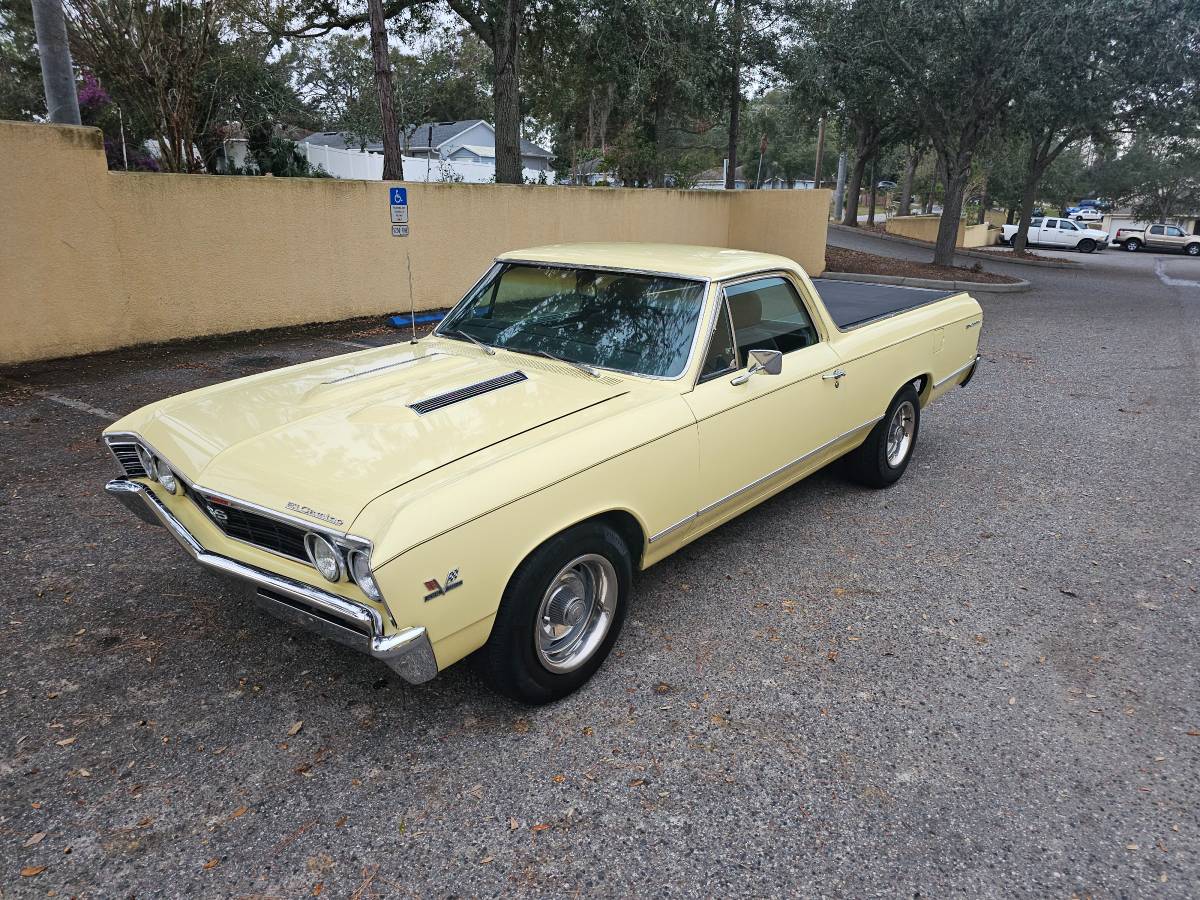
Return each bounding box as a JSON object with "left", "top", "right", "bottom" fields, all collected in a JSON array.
[
  {"left": 135, "top": 445, "right": 157, "bottom": 480},
  {"left": 155, "top": 460, "right": 178, "bottom": 494},
  {"left": 348, "top": 549, "right": 381, "bottom": 601},
  {"left": 304, "top": 533, "right": 343, "bottom": 583}
]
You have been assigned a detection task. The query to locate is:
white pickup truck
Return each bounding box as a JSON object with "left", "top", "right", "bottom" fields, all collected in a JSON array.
[{"left": 999, "top": 217, "right": 1109, "bottom": 253}]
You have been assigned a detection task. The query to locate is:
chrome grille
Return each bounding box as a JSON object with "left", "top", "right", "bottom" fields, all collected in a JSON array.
[
  {"left": 191, "top": 489, "right": 311, "bottom": 563},
  {"left": 407, "top": 370, "right": 527, "bottom": 415},
  {"left": 110, "top": 442, "right": 148, "bottom": 478}
]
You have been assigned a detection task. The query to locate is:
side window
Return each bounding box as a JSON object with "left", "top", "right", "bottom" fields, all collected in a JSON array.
[
  {"left": 1045, "top": 219, "right": 1058, "bottom": 228},
  {"left": 1149, "top": 225, "right": 1165, "bottom": 235},
  {"left": 725, "top": 277, "right": 819, "bottom": 360},
  {"left": 1166, "top": 226, "right": 1184, "bottom": 237},
  {"left": 1059, "top": 220, "right": 1076, "bottom": 230},
  {"left": 1030, "top": 218, "right": 1043, "bottom": 227},
  {"left": 699, "top": 300, "right": 737, "bottom": 381}
]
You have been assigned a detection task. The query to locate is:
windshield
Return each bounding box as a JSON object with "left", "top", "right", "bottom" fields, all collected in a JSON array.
[{"left": 437, "top": 263, "right": 708, "bottom": 378}]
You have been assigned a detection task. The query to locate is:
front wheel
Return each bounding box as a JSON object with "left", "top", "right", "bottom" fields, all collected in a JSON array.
[
  {"left": 475, "top": 521, "right": 632, "bottom": 704},
  {"left": 845, "top": 385, "right": 921, "bottom": 488},
  {"left": 1186, "top": 243, "right": 1200, "bottom": 257},
  {"left": 1123, "top": 238, "right": 1142, "bottom": 252},
  {"left": 1078, "top": 239, "right": 1096, "bottom": 253}
]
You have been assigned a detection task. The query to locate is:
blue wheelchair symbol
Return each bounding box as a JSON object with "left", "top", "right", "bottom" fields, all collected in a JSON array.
[{"left": 389, "top": 187, "right": 408, "bottom": 205}]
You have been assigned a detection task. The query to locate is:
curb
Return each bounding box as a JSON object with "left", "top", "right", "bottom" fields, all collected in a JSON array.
[
  {"left": 819, "top": 270, "right": 1032, "bottom": 294},
  {"left": 828, "top": 222, "right": 1078, "bottom": 269}
]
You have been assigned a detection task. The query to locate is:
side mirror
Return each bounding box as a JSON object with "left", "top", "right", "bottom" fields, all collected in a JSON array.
[{"left": 731, "top": 348, "right": 783, "bottom": 385}]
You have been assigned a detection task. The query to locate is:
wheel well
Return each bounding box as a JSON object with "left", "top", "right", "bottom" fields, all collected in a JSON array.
[
  {"left": 589, "top": 510, "right": 647, "bottom": 567},
  {"left": 911, "top": 374, "right": 931, "bottom": 407}
]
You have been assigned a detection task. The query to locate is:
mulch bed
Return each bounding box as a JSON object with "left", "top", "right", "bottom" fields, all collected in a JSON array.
[{"left": 824, "top": 246, "right": 1021, "bottom": 285}]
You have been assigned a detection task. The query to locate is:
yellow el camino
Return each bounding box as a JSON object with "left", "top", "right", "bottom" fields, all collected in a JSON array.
[{"left": 103, "top": 243, "right": 982, "bottom": 703}]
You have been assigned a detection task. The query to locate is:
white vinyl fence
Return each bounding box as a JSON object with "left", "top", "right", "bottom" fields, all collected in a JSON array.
[{"left": 298, "top": 142, "right": 553, "bottom": 184}]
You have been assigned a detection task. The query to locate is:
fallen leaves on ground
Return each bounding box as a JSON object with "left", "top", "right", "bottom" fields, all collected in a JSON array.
[
  {"left": 20, "top": 865, "right": 47, "bottom": 877},
  {"left": 203, "top": 857, "right": 220, "bottom": 869},
  {"left": 230, "top": 806, "right": 248, "bottom": 819},
  {"left": 55, "top": 737, "right": 76, "bottom": 747},
  {"left": 287, "top": 721, "right": 304, "bottom": 737},
  {"left": 23, "top": 832, "right": 46, "bottom": 848}
]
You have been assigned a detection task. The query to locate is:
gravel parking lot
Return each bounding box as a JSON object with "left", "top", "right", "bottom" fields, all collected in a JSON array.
[{"left": 1, "top": 240, "right": 1197, "bottom": 897}]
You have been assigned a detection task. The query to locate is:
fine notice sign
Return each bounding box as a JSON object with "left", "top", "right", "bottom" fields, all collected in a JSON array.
[{"left": 389, "top": 188, "right": 409, "bottom": 234}]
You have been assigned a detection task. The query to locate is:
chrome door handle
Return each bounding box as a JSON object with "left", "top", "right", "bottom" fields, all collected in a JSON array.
[{"left": 822, "top": 369, "right": 846, "bottom": 381}]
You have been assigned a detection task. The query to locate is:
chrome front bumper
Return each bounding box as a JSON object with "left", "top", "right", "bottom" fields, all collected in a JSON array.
[{"left": 104, "top": 479, "right": 438, "bottom": 684}]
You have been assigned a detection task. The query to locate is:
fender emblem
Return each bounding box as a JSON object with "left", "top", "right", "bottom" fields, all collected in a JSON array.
[
  {"left": 424, "top": 569, "right": 463, "bottom": 602},
  {"left": 206, "top": 506, "right": 229, "bottom": 524}
]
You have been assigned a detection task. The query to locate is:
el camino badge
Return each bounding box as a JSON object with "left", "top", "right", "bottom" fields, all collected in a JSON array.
[
  {"left": 285, "top": 501, "right": 345, "bottom": 528},
  {"left": 424, "top": 569, "right": 463, "bottom": 602}
]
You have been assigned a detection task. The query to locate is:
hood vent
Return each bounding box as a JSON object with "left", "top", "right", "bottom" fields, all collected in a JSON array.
[{"left": 407, "top": 370, "right": 528, "bottom": 415}]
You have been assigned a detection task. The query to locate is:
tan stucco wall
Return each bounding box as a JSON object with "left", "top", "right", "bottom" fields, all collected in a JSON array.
[
  {"left": 0, "top": 121, "right": 830, "bottom": 364},
  {"left": 885, "top": 215, "right": 998, "bottom": 248}
]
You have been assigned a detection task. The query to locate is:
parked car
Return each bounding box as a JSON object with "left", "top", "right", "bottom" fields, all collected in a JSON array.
[
  {"left": 1072, "top": 208, "right": 1104, "bottom": 223},
  {"left": 1113, "top": 224, "right": 1200, "bottom": 256},
  {"left": 103, "top": 243, "right": 983, "bottom": 703},
  {"left": 1000, "top": 217, "right": 1109, "bottom": 252}
]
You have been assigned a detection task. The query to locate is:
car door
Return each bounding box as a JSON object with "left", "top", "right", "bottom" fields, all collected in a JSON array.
[
  {"left": 1040, "top": 218, "right": 1065, "bottom": 246},
  {"left": 1161, "top": 225, "right": 1187, "bottom": 251},
  {"left": 1058, "top": 219, "right": 1083, "bottom": 247},
  {"left": 1146, "top": 225, "right": 1168, "bottom": 249},
  {"left": 683, "top": 275, "right": 848, "bottom": 531}
]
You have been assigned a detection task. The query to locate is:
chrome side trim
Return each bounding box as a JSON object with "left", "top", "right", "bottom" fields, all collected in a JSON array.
[
  {"left": 103, "top": 479, "right": 437, "bottom": 684},
  {"left": 934, "top": 355, "right": 981, "bottom": 389},
  {"left": 697, "top": 417, "right": 882, "bottom": 517},
  {"left": 648, "top": 512, "right": 698, "bottom": 545}
]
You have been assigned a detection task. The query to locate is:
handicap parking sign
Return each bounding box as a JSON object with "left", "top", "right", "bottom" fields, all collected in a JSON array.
[{"left": 389, "top": 187, "right": 407, "bottom": 205}]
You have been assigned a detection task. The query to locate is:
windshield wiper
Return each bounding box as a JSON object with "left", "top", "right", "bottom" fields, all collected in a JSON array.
[
  {"left": 446, "top": 328, "right": 494, "bottom": 355},
  {"left": 536, "top": 349, "right": 600, "bottom": 378}
]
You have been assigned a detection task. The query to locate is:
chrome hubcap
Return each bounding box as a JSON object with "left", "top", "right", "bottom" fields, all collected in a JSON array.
[
  {"left": 885, "top": 401, "right": 915, "bottom": 467},
  {"left": 536, "top": 554, "right": 617, "bottom": 674}
]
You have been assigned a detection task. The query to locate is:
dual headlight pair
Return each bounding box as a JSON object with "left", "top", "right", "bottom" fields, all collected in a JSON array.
[
  {"left": 135, "top": 445, "right": 178, "bottom": 495},
  {"left": 303, "top": 533, "right": 382, "bottom": 602}
]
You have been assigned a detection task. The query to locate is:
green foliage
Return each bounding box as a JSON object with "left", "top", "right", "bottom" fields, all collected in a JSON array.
[
  {"left": 1093, "top": 137, "right": 1200, "bottom": 221},
  {"left": 0, "top": 0, "right": 43, "bottom": 120}
]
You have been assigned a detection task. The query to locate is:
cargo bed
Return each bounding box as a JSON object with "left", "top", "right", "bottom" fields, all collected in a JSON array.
[{"left": 810, "top": 278, "right": 960, "bottom": 330}]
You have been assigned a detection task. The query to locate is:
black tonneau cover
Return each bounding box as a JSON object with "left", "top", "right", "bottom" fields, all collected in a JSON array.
[{"left": 810, "top": 278, "right": 959, "bottom": 330}]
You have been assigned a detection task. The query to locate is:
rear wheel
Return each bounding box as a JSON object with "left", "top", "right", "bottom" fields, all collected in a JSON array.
[
  {"left": 846, "top": 385, "right": 921, "bottom": 488},
  {"left": 1078, "top": 239, "right": 1096, "bottom": 253},
  {"left": 1123, "top": 238, "right": 1142, "bottom": 252},
  {"left": 475, "top": 521, "right": 632, "bottom": 705}
]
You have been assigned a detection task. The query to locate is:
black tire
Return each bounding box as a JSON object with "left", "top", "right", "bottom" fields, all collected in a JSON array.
[
  {"left": 1078, "top": 239, "right": 1096, "bottom": 253},
  {"left": 845, "top": 385, "right": 921, "bottom": 488},
  {"left": 1186, "top": 243, "right": 1200, "bottom": 257},
  {"left": 998, "top": 234, "right": 1009, "bottom": 246},
  {"left": 1123, "top": 238, "right": 1141, "bottom": 252},
  {"left": 474, "top": 521, "right": 632, "bottom": 705}
]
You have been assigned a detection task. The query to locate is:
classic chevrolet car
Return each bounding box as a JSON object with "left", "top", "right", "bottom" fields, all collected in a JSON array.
[{"left": 103, "top": 244, "right": 982, "bottom": 704}]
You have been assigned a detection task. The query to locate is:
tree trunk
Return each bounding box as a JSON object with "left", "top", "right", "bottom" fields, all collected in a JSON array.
[
  {"left": 1011, "top": 178, "right": 1039, "bottom": 255},
  {"left": 933, "top": 150, "right": 970, "bottom": 266},
  {"left": 898, "top": 148, "right": 919, "bottom": 217},
  {"left": 976, "top": 170, "right": 989, "bottom": 225},
  {"left": 367, "top": 0, "right": 404, "bottom": 181},
  {"left": 491, "top": 0, "right": 523, "bottom": 184},
  {"left": 725, "top": 0, "right": 741, "bottom": 189},
  {"left": 1006, "top": 207, "right": 1015, "bottom": 225}
]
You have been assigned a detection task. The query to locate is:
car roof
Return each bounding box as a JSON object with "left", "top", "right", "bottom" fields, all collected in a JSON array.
[{"left": 495, "top": 243, "right": 799, "bottom": 281}]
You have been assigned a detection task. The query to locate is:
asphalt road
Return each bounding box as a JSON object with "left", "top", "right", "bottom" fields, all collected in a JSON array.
[{"left": 1, "top": 240, "right": 1197, "bottom": 897}]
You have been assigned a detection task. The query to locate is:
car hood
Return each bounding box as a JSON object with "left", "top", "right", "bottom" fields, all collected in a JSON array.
[{"left": 123, "top": 342, "right": 630, "bottom": 531}]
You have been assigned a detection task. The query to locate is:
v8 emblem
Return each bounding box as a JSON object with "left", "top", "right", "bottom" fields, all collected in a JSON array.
[{"left": 423, "top": 569, "right": 463, "bottom": 602}]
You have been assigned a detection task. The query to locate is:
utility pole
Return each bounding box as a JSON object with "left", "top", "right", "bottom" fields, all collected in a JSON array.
[
  {"left": 725, "top": 0, "right": 742, "bottom": 190},
  {"left": 31, "top": 0, "right": 80, "bottom": 124},
  {"left": 812, "top": 115, "right": 826, "bottom": 188},
  {"left": 833, "top": 151, "right": 847, "bottom": 221}
]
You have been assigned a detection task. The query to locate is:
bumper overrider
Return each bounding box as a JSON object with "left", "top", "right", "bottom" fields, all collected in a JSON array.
[{"left": 103, "top": 478, "right": 438, "bottom": 685}]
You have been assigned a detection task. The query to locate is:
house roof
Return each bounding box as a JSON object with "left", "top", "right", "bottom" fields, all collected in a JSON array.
[
  {"left": 695, "top": 163, "right": 745, "bottom": 183},
  {"left": 405, "top": 119, "right": 554, "bottom": 159}
]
